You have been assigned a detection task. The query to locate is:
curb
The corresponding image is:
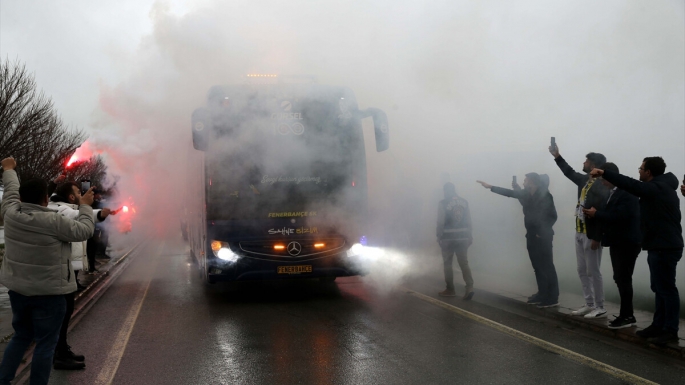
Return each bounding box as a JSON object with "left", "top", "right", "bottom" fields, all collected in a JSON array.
[
  {"left": 484, "top": 290, "right": 685, "bottom": 360},
  {"left": 9, "top": 241, "right": 143, "bottom": 383}
]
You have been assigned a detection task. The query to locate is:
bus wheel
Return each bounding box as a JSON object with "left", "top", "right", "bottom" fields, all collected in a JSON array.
[{"left": 319, "top": 276, "right": 336, "bottom": 283}]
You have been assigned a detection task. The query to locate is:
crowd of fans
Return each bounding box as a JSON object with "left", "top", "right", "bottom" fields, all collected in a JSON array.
[{"left": 440, "top": 141, "right": 684, "bottom": 346}]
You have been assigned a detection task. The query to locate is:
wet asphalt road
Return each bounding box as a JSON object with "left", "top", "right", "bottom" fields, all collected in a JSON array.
[{"left": 43, "top": 239, "right": 685, "bottom": 385}]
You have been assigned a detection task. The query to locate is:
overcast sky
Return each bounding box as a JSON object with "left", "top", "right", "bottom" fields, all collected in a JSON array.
[{"left": 2, "top": 0, "right": 684, "bottom": 289}]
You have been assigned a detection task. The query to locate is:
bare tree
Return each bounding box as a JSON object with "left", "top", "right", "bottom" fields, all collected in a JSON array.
[
  {"left": 0, "top": 59, "right": 86, "bottom": 183},
  {"left": 63, "top": 155, "right": 110, "bottom": 191}
]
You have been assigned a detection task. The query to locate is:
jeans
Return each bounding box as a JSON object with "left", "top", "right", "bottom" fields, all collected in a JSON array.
[
  {"left": 526, "top": 235, "right": 559, "bottom": 302},
  {"left": 575, "top": 232, "right": 604, "bottom": 308},
  {"left": 609, "top": 244, "right": 641, "bottom": 318},
  {"left": 0, "top": 291, "right": 66, "bottom": 385},
  {"left": 440, "top": 240, "right": 474, "bottom": 292},
  {"left": 56, "top": 292, "right": 75, "bottom": 353},
  {"left": 647, "top": 249, "right": 683, "bottom": 333}
]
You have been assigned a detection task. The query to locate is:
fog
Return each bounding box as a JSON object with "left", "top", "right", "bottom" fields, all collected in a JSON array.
[{"left": 1, "top": 1, "right": 684, "bottom": 307}]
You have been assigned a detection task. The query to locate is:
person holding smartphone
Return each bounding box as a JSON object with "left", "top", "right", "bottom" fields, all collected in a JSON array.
[
  {"left": 582, "top": 163, "right": 641, "bottom": 329},
  {"left": 590, "top": 157, "right": 683, "bottom": 345},
  {"left": 549, "top": 141, "right": 610, "bottom": 319}
]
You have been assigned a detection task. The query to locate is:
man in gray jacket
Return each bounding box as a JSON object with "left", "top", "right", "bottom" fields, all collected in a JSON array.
[
  {"left": 436, "top": 183, "right": 474, "bottom": 299},
  {"left": 0, "top": 157, "right": 95, "bottom": 385}
]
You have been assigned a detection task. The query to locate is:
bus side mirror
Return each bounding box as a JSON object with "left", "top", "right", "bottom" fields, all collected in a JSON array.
[
  {"left": 192, "top": 108, "right": 211, "bottom": 151},
  {"left": 362, "top": 108, "right": 389, "bottom": 152}
]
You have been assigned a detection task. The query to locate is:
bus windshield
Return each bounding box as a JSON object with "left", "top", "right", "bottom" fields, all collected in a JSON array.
[{"left": 205, "top": 94, "right": 364, "bottom": 221}]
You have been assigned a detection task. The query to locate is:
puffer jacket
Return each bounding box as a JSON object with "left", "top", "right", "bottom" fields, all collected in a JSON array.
[
  {"left": 48, "top": 201, "right": 103, "bottom": 271},
  {"left": 0, "top": 170, "right": 94, "bottom": 296}
]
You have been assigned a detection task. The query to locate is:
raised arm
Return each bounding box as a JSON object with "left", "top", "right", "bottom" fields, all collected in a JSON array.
[
  {"left": 593, "top": 169, "right": 659, "bottom": 198},
  {"left": 553, "top": 156, "right": 587, "bottom": 187},
  {"left": 1, "top": 158, "right": 19, "bottom": 219}
]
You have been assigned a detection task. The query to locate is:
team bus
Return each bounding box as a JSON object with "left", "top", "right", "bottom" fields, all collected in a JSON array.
[{"left": 183, "top": 75, "right": 389, "bottom": 283}]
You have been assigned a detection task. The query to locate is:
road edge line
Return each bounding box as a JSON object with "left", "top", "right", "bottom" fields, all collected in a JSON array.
[
  {"left": 12, "top": 241, "right": 144, "bottom": 384},
  {"left": 405, "top": 289, "right": 658, "bottom": 385}
]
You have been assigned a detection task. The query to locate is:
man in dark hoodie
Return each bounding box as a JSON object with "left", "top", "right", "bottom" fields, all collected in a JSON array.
[
  {"left": 582, "top": 162, "right": 641, "bottom": 329},
  {"left": 591, "top": 157, "right": 683, "bottom": 344},
  {"left": 550, "top": 144, "right": 609, "bottom": 319},
  {"left": 477, "top": 173, "right": 559, "bottom": 308},
  {"left": 436, "top": 183, "right": 474, "bottom": 300}
]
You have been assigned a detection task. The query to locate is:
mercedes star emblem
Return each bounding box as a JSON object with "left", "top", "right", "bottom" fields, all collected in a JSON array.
[{"left": 287, "top": 241, "right": 302, "bottom": 256}]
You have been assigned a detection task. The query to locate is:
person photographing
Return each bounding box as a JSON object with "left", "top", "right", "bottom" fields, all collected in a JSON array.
[{"left": 0, "top": 157, "right": 95, "bottom": 385}]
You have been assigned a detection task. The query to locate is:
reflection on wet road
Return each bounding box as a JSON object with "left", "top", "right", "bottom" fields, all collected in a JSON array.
[{"left": 46, "top": 238, "right": 684, "bottom": 385}]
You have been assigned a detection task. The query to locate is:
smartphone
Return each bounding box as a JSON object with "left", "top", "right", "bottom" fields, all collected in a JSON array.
[
  {"left": 512, "top": 175, "right": 517, "bottom": 184},
  {"left": 551, "top": 137, "right": 556, "bottom": 149},
  {"left": 81, "top": 180, "right": 90, "bottom": 193}
]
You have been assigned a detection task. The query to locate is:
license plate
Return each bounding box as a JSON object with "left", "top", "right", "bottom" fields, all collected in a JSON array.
[{"left": 277, "top": 265, "right": 313, "bottom": 275}]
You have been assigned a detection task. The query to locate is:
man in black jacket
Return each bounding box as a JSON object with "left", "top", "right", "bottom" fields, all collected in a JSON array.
[
  {"left": 550, "top": 144, "right": 609, "bottom": 319},
  {"left": 591, "top": 157, "right": 683, "bottom": 344},
  {"left": 477, "top": 173, "right": 559, "bottom": 308},
  {"left": 582, "top": 163, "right": 641, "bottom": 329}
]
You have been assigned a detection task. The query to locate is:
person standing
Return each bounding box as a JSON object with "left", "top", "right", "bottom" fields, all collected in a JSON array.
[
  {"left": 48, "top": 182, "right": 112, "bottom": 370},
  {"left": 477, "top": 173, "right": 559, "bottom": 308},
  {"left": 436, "top": 183, "right": 474, "bottom": 300},
  {"left": 0, "top": 158, "right": 95, "bottom": 385},
  {"left": 591, "top": 157, "right": 683, "bottom": 344},
  {"left": 550, "top": 143, "right": 609, "bottom": 318},
  {"left": 582, "top": 163, "right": 641, "bottom": 329}
]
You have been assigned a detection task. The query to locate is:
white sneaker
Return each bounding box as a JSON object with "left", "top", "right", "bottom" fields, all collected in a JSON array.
[
  {"left": 571, "top": 305, "right": 594, "bottom": 316},
  {"left": 584, "top": 308, "right": 607, "bottom": 318}
]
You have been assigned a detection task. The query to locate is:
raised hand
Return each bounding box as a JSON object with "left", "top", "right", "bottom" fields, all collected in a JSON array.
[{"left": 476, "top": 180, "right": 492, "bottom": 189}]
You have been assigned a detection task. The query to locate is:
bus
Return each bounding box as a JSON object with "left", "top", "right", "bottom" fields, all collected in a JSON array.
[{"left": 184, "top": 76, "right": 389, "bottom": 283}]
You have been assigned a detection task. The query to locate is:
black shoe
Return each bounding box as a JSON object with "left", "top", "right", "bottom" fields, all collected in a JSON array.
[
  {"left": 64, "top": 345, "right": 85, "bottom": 362},
  {"left": 76, "top": 283, "right": 87, "bottom": 291},
  {"left": 536, "top": 300, "right": 559, "bottom": 308},
  {"left": 647, "top": 331, "right": 679, "bottom": 345},
  {"left": 53, "top": 355, "right": 85, "bottom": 370},
  {"left": 608, "top": 315, "right": 636, "bottom": 330},
  {"left": 527, "top": 295, "right": 542, "bottom": 305},
  {"left": 635, "top": 324, "right": 662, "bottom": 339},
  {"left": 462, "top": 291, "right": 475, "bottom": 301}
]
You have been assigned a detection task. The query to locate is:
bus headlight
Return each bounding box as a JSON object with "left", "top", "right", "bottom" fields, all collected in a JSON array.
[{"left": 211, "top": 240, "right": 239, "bottom": 263}]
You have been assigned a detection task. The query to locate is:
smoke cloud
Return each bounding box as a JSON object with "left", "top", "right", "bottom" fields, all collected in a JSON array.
[{"left": 2, "top": 0, "right": 683, "bottom": 300}]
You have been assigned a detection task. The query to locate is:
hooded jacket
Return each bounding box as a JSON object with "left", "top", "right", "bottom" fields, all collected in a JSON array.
[
  {"left": 554, "top": 156, "right": 609, "bottom": 241},
  {"left": 0, "top": 170, "right": 94, "bottom": 296},
  {"left": 601, "top": 170, "right": 683, "bottom": 251},
  {"left": 490, "top": 182, "right": 557, "bottom": 239}
]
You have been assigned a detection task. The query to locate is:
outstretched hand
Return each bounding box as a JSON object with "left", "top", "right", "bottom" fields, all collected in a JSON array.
[
  {"left": 476, "top": 180, "right": 492, "bottom": 189},
  {"left": 589, "top": 168, "right": 604, "bottom": 178}
]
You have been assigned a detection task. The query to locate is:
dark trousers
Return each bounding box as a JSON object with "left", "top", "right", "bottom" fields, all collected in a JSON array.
[
  {"left": 0, "top": 291, "right": 66, "bottom": 385},
  {"left": 609, "top": 244, "right": 640, "bottom": 318},
  {"left": 526, "top": 235, "right": 559, "bottom": 302},
  {"left": 86, "top": 231, "right": 98, "bottom": 271},
  {"left": 440, "top": 240, "right": 474, "bottom": 292},
  {"left": 55, "top": 292, "right": 75, "bottom": 353},
  {"left": 647, "top": 249, "right": 683, "bottom": 333}
]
